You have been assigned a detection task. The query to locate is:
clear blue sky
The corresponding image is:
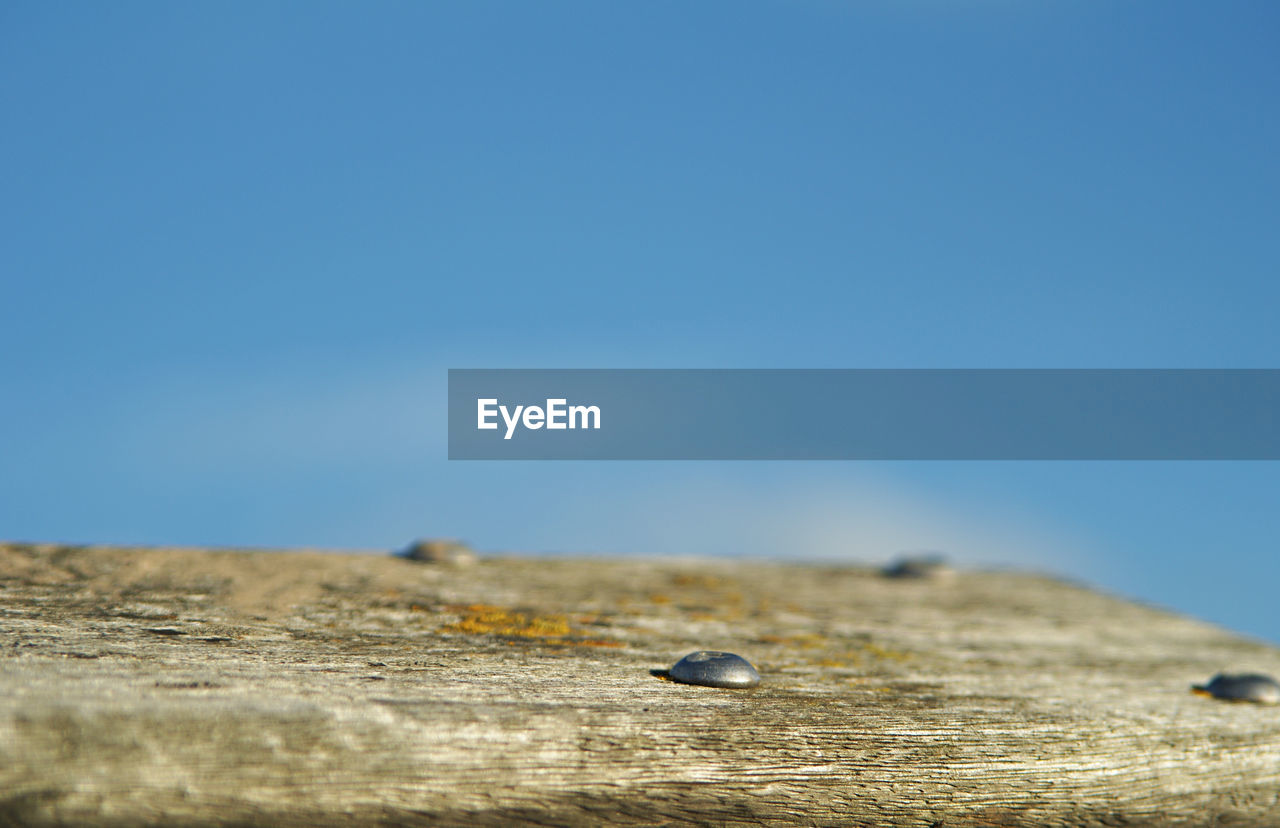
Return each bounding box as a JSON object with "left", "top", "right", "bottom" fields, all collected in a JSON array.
[{"left": 3, "top": 3, "right": 1279, "bottom": 641}]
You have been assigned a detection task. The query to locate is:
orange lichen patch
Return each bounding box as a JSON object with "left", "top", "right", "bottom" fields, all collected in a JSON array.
[
  {"left": 670, "top": 574, "right": 722, "bottom": 589},
  {"left": 438, "top": 604, "right": 626, "bottom": 647},
  {"left": 756, "top": 633, "right": 827, "bottom": 650},
  {"left": 803, "top": 643, "right": 913, "bottom": 667},
  {"left": 688, "top": 612, "right": 719, "bottom": 622},
  {"left": 505, "top": 636, "right": 625, "bottom": 650},
  {"left": 863, "top": 642, "right": 911, "bottom": 662},
  {"left": 648, "top": 593, "right": 671, "bottom": 605},
  {"left": 441, "top": 604, "right": 571, "bottom": 639}
]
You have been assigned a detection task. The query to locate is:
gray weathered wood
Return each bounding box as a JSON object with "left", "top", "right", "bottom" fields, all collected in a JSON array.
[{"left": 2, "top": 541, "right": 1279, "bottom": 826}]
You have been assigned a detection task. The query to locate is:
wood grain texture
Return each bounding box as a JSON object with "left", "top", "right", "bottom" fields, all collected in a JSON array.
[{"left": 2, "top": 542, "right": 1278, "bottom": 827}]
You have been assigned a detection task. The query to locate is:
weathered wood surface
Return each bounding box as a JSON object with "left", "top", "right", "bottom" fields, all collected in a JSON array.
[{"left": 2, "top": 542, "right": 1279, "bottom": 827}]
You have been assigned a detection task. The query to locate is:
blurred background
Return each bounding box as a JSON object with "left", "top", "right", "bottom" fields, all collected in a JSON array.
[{"left": 2, "top": 2, "right": 1277, "bottom": 641}]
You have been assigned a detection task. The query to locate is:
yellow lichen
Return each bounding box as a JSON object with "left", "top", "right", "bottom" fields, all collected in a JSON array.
[
  {"left": 438, "top": 604, "right": 630, "bottom": 648},
  {"left": 756, "top": 633, "right": 827, "bottom": 649},
  {"left": 863, "top": 642, "right": 911, "bottom": 662},
  {"left": 670, "top": 574, "right": 722, "bottom": 589},
  {"left": 441, "top": 604, "right": 571, "bottom": 638}
]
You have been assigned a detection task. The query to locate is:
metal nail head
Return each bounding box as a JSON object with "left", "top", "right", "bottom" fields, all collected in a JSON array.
[
  {"left": 668, "top": 651, "right": 760, "bottom": 689},
  {"left": 1192, "top": 672, "right": 1280, "bottom": 704}
]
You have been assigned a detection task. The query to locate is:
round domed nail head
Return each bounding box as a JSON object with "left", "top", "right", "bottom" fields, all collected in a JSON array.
[
  {"left": 1192, "top": 673, "right": 1280, "bottom": 704},
  {"left": 668, "top": 651, "right": 760, "bottom": 689}
]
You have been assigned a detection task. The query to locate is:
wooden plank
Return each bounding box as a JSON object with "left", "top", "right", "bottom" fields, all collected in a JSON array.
[{"left": 1, "top": 541, "right": 1278, "bottom": 826}]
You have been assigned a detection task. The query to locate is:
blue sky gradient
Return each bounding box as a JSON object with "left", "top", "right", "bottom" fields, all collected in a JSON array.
[{"left": 3, "top": 2, "right": 1279, "bottom": 641}]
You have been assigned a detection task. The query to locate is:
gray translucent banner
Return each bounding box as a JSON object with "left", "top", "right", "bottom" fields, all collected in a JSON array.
[{"left": 448, "top": 369, "right": 1280, "bottom": 460}]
